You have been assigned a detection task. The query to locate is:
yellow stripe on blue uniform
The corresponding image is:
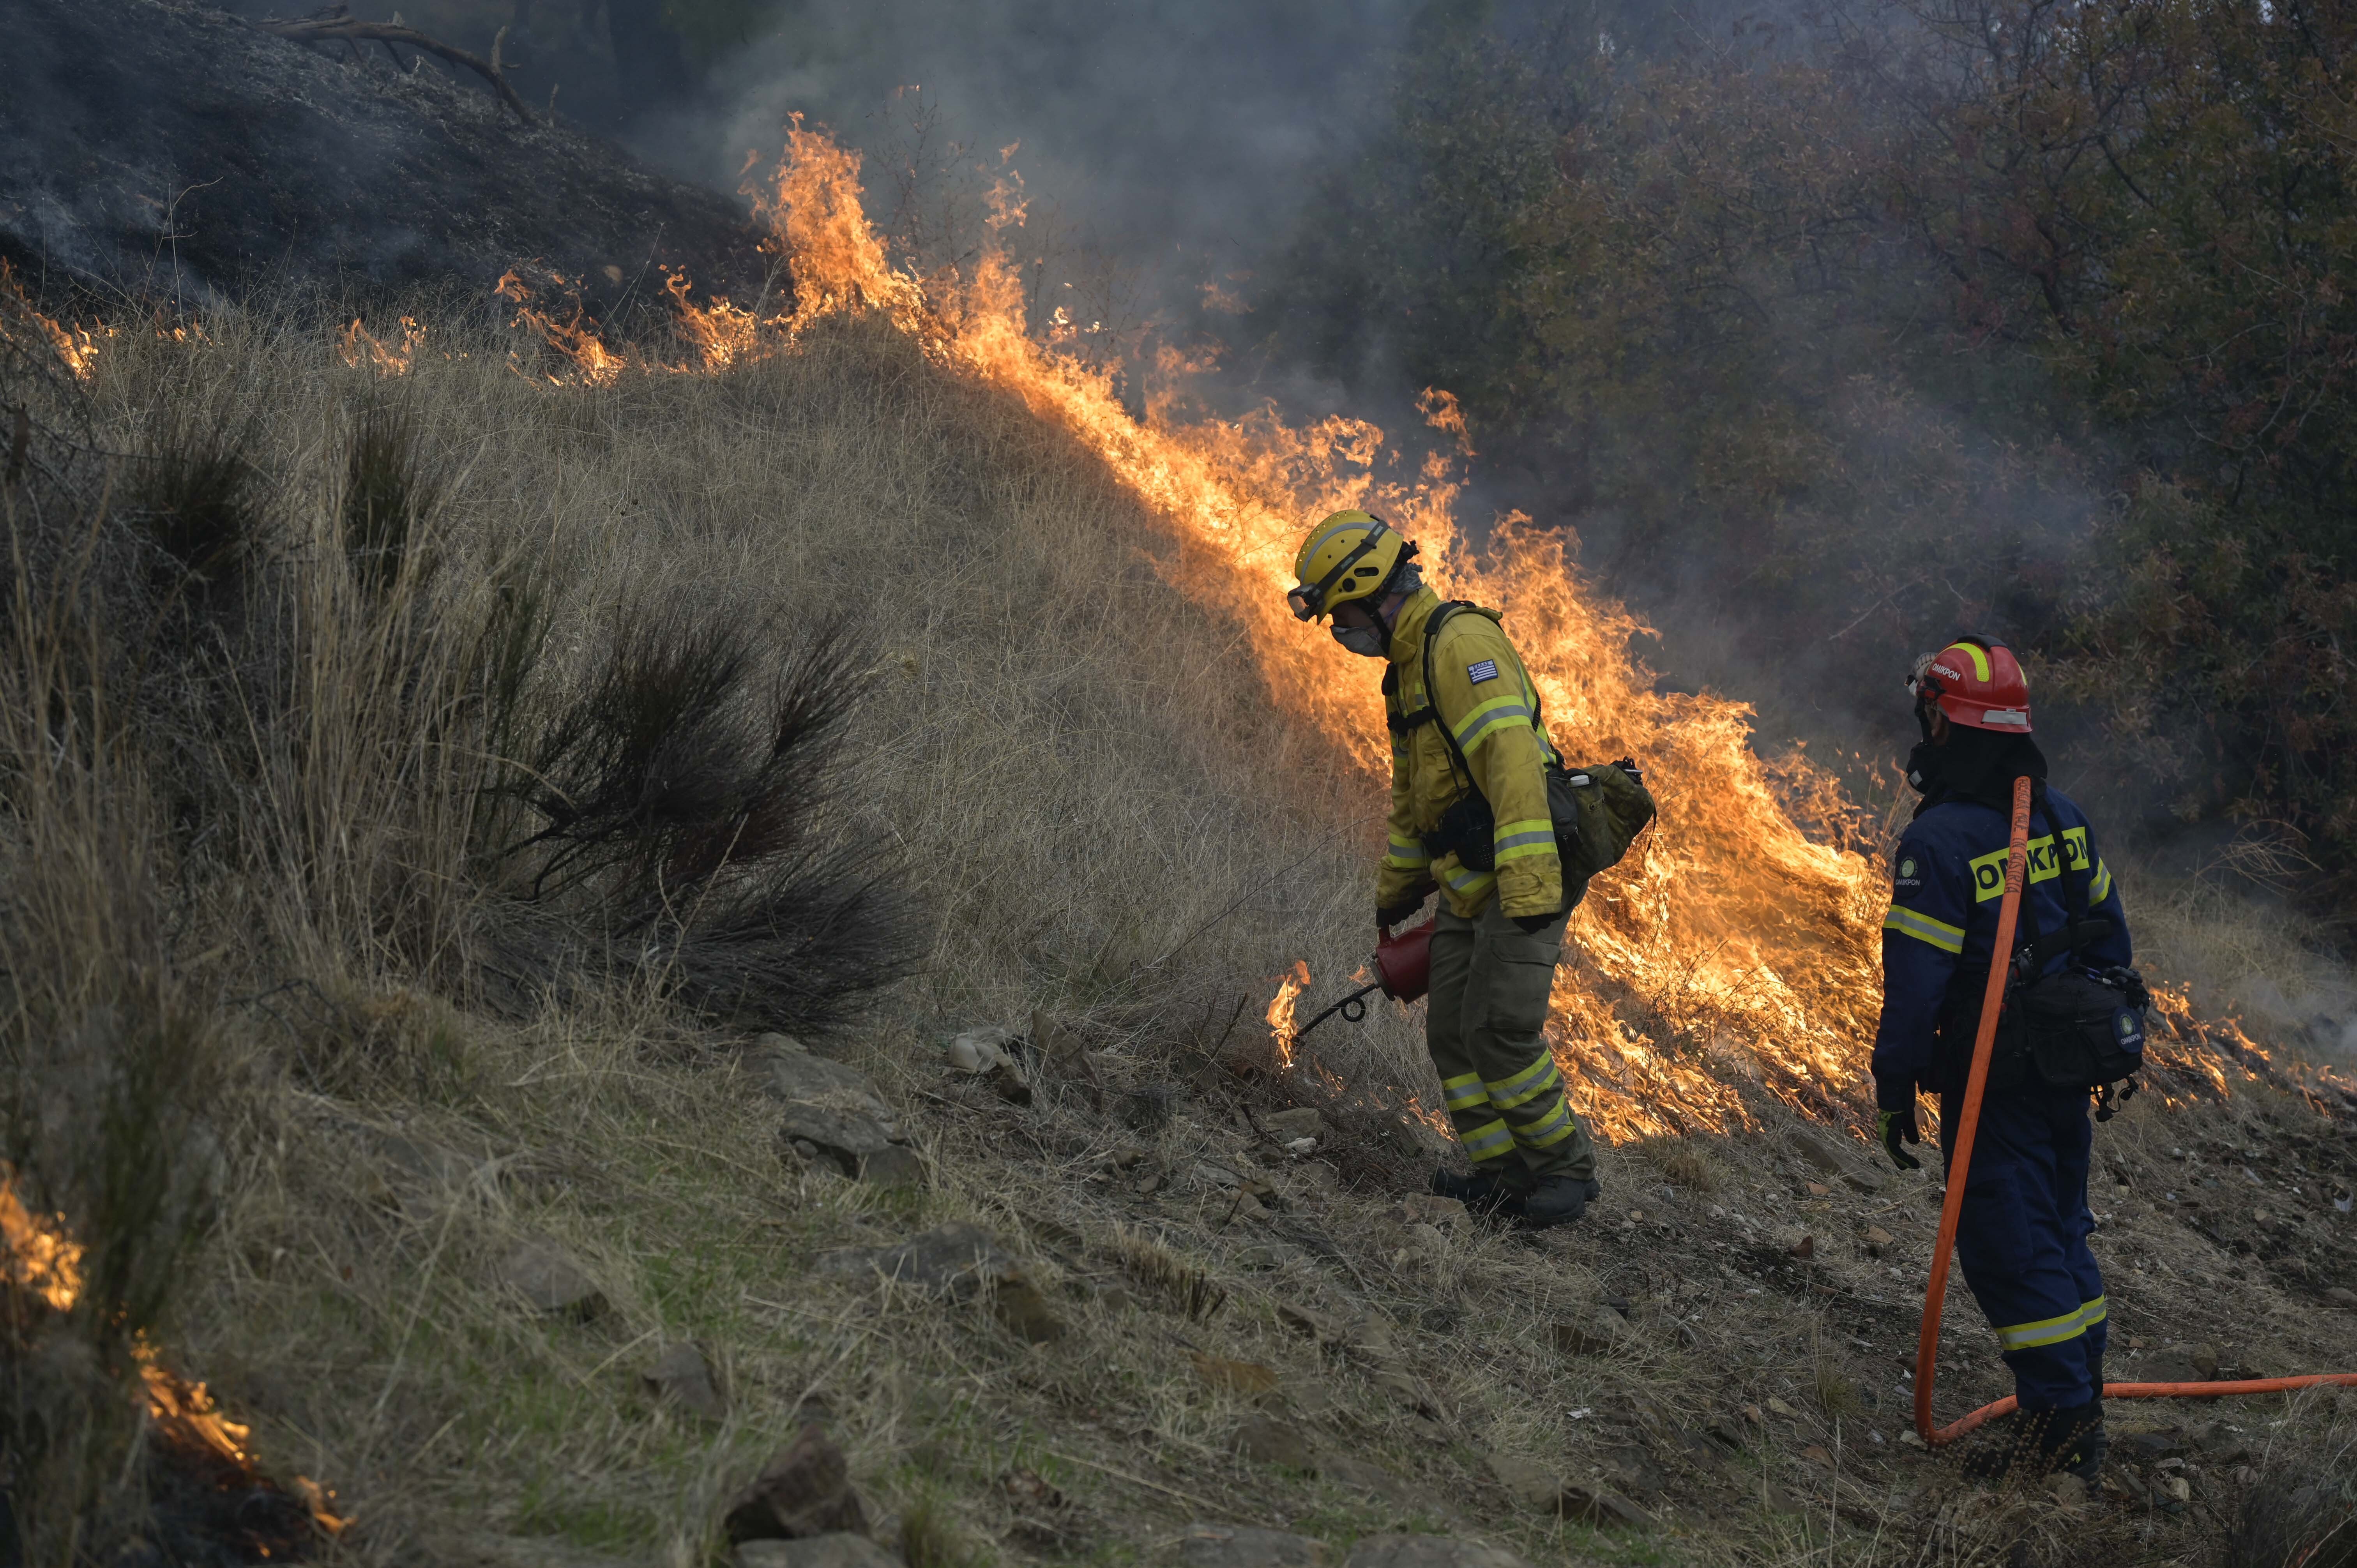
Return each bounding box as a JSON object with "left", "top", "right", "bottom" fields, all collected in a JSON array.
[
  {"left": 1884, "top": 905, "right": 1965, "bottom": 954},
  {"left": 1441, "top": 1072, "right": 1490, "bottom": 1112},
  {"left": 1995, "top": 1296, "right": 2108, "bottom": 1351},
  {"left": 1491, "top": 818, "right": 1555, "bottom": 865},
  {"left": 2090, "top": 858, "right": 2113, "bottom": 902},
  {"left": 1486, "top": 1052, "right": 1562, "bottom": 1110}
]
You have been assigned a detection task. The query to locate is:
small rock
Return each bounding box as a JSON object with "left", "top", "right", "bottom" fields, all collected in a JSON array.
[
  {"left": 734, "top": 1536, "right": 898, "bottom": 1568},
  {"left": 856, "top": 1146, "right": 924, "bottom": 1188},
  {"left": 2113, "top": 1429, "right": 2190, "bottom": 1462},
  {"left": 1342, "top": 1536, "right": 1531, "bottom": 1568},
  {"left": 1788, "top": 1129, "right": 1846, "bottom": 1174},
  {"left": 1234, "top": 1243, "right": 1297, "bottom": 1271},
  {"left": 1320, "top": 1454, "right": 1416, "bottom": 1505},
  {"left": 1192, "top": 1354, "right": 1280, "bottom": 1396},
  {"left": 752, "top": 1031, "right": 806, "bottom": 1055},
  {"left": 491, "top": 1238, "right": 604, "bottom": 1317},
  {"left": 723, "top": 1425, "right": 867, "bottom": 1542},
  {"left": 1600, "top": 1444, "right": 1670, "bottom": 1499},
  {"left": 2190, "top": 1343, "right": 2222, "bottom": 1380},
  {"left": 1862, "top": 1225, "right": 1896, "bottom": 1250},
  {"left": 2048, "top": 1471, "right": 2088, "bottom": 1506},
  {"left": 640, "top": 1341, "right": 725, "bottom": 1420},
  {"left": 762, "top": 1052, "right": 890, "bottom": 1119},
  {"left": 1263, "top": 1107, "right": 1328, "bottom": 1144},
  {"left": 817, "top": 1223, "right": 1016, "bottom": 1298},
  {"left": 777, "top": 1105, "right": 900, "bottom": 1179},
  {"left": 1487, "top": 1453, "right": 1560, "bottom": 1511},
  {"left": 2164, "top": 1475, "right": 2191, "bottom": 1502},
  {"left": 1789, "top": 1234, "right": 1816, "bottom": 1259},
  {"left": 945, "top": 1027, "right": 1012, "bottom": 1072},
  {"left": 1179, "top": 1522, "right": 1330, "bottom": 1568},
  {"left": 1231, "top": 1415, "right": 1316, "bottom": 1470},
  {"left": 1804, "top": 1180, "right": 1831, "bottom": 1197},
  {"left": 1802, "top": 1444, "right": 1832, "bottom": 1465},
  {"left": 989, "top": 1275, "right": 1067, "bottom": 1343},
  {"left": 2325, "top": 1286, "right": 2357, "bottom": 1308},
  {"left": 1560, "top": 1483, "right": 1655, "bottom": 1529},
  {"left": 1843, "top": 1169, "right": 1886, "bottom": 1194},
  {"left": 1766, "top": 1397, "right": 1800, "bottom": 1418}
]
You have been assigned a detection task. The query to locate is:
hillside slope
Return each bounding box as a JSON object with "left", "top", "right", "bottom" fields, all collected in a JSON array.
[
  {"left": 2, "top": 283, "right": 2353, "bottom": 1568},
  {"left": 0, "top": 0, "right": 763, "bottom": 310}
]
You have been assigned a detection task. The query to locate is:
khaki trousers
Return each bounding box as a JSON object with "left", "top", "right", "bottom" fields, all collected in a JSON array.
[{"left": 1426, "top": 898, "right": 1595, "bottom": 1183}]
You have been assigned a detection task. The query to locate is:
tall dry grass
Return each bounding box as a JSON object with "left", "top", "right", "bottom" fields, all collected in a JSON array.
[{"left": 0, "top": 297, "right": 1426, "bottom": 1561}]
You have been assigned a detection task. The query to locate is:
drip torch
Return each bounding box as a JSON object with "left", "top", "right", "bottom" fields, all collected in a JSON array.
[{"left": 1288, "top": 916, "right": 1438, "bottom": 1042}]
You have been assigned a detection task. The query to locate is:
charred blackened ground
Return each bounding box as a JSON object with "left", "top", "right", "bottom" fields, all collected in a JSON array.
[{"left": 0, "top": 0, "right": 767, "bottom": 314}]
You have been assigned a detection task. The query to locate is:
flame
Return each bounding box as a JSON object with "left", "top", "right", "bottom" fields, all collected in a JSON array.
[
  {"left": 0, "top": 1177, "right": 85, "bottom": 1311},
  {"left": 503, "top": 124, "right": 2303, "bottom": 1146},
  {"left": 1, "top": 1175, "right": 348, "bottom": 1537},
  {"left": 0, "top": 261, "right": 103, "bottom": 380},
  {"left": 340, "top": 315, "right": 423, "bottom": 375},
  {"left": 496, "top": 269, "right": 627, "bottom": 386},
  {"left": 1266, "top": 961, "right": 1312, "bottom": 1068}
]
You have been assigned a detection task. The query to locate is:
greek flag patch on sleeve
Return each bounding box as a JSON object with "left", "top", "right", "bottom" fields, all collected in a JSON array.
[{"left": 1466, "top": 659, "right": 1500, "bottom": 684}]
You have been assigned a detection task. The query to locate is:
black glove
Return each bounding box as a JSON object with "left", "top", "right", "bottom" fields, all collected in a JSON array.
[
  {"left": 1878, "top": 1106, "right": 1922, "bottom": 1171},
  {"left": 1512, "top": 913, "right": 1555, "bottom": 933}
]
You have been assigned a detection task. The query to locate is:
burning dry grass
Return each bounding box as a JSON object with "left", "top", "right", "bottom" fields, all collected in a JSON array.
[{"left": 2, "top": 141, "right": 2355, "bottom": 1566}]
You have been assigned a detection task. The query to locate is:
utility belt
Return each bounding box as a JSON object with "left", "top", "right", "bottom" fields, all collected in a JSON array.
[
  {"left": 1391, "top": 602, "right": 1656, "bottom": 906},
  {"left": 1935, "top": 789, "right": 2147, "bottom": 1119}
]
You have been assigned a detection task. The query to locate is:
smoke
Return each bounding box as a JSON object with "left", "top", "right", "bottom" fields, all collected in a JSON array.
[{"left": 662, "top": 0, "right": 1420, "bottom": 309}]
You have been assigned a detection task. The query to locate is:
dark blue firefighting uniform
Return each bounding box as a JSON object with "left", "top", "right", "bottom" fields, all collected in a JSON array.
[{"left": 1871, "top": 785, "right": 2131, "bottom": 1411}]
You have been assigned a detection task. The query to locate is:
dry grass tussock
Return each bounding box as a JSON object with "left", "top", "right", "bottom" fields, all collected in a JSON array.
[{"left": 0, "top": 298, "right": 2353, "bottom": 1568}]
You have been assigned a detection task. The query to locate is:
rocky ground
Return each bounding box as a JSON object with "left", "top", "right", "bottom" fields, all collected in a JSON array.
[{"left": 229, "top": 987, "right": 2357, "bottom": 1568}]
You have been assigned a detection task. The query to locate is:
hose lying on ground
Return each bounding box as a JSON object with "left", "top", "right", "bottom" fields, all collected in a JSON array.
[{"left": 1914, "top": 773, "right": 2357, "bottom": 1447}]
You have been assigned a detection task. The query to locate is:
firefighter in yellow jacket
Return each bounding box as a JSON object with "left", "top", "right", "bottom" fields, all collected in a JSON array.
[{"left": 1288, "top": 510, "right": 1601, "bottom": 1227}]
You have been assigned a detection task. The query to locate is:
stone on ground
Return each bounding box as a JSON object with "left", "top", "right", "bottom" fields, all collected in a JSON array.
[
  {"left": 761, "top": 1050, "right": 892, "bottom": 1121},
  {"left": 818, "top": 1222, "right": 1018, "bottom": 1298},
  {"left": 1180, "top": 1522, "right": 1330, "bottom": 1568},
  {"left": 491, "top": 1238, "right": 604, "bottom": 1317},
  {"left": 778, "top": 1105, "right": 901, "bottom": 1178},
  {"left": 723, "top": 1425, "right": 868, "bottom": 1542},
  {"left": 1231, "top": 1414, "right": 1316, "bottom": 1470},
  {"left": 640, "top": 1340, "right": 725, "bottom": 1420},
  {"left": 1262, "top": 1107, "right": 1327, "bottom": 1144}
]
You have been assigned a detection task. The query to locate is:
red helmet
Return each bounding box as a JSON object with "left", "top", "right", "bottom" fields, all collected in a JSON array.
[{"left": 1908, "top": 636, "right": 2032, "bottom": 733}]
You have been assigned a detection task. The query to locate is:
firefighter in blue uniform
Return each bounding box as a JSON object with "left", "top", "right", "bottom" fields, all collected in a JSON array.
[{"left": 1872, "top": 636, "right": 2132, "bottom": 1480}]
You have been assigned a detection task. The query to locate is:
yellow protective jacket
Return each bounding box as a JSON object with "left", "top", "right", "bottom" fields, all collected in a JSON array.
[{"left": 1374, "top": 588, "right": 1564, "bottom": 919}]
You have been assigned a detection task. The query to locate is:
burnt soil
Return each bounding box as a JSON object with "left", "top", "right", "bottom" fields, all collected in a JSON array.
[{"left": 0, "top": 0, "right": 768, "bottom": 318}]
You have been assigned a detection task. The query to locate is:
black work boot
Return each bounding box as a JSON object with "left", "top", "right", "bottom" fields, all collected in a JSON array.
[
  {"left": 1429, "top": 1165, "right": 1526, "bottom": 1219},
  {"left": 1517, "top": 1174, "right": 1600, "bottom": 1229}
]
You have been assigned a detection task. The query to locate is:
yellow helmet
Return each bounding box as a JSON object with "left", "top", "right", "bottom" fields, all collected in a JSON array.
[{"left": 1287, "top": 510, "right": 1414, "bottom": 622}]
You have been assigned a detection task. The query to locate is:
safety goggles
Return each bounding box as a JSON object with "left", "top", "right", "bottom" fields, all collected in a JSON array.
[{"left": 1285, "top": 521, "right": 1391, "bottom": 622}]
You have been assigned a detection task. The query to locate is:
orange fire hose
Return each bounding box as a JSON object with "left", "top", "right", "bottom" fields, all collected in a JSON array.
[{"left": 1912, "top": 774, "right": 2357, "bottom": 1447}]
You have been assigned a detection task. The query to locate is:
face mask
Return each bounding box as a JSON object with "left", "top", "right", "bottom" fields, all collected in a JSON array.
[
  {"left": 1332, "top": 622, "right": 1389, "bottom": 658},
  {"left": 1905, "top": 738, "right": 1940, "bottom": 795}
]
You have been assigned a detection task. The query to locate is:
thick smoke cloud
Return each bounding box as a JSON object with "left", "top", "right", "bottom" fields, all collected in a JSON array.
[{"left": 676, "top": 0, "right": 1420, "bottom": 304}]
